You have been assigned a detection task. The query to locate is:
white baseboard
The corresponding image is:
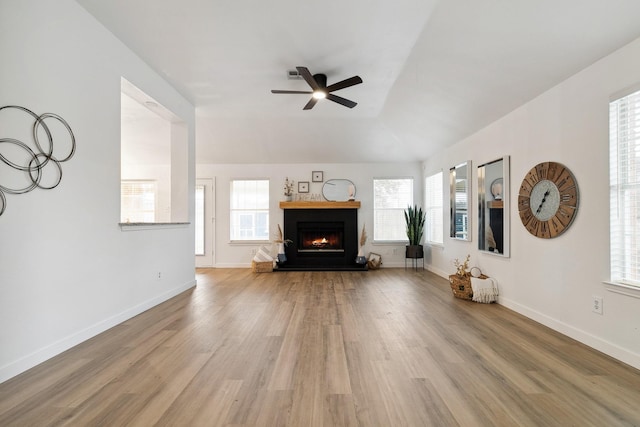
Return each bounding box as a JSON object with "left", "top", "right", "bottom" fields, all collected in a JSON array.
[
  {"left": 0, "top": 279, "right": 196, "bottom": 384},
  {"left": 499, "top": 296, "right": 640, "bottom": 371}
]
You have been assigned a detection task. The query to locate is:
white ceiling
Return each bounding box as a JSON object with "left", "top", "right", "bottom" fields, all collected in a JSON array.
[{"left": 76, "top": 0, "right": 640, "bottom": 164}]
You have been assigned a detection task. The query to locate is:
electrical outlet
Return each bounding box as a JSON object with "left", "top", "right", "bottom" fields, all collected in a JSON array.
[
  {"left": 392, "top": 248, "right": 398, "bottom": 255},
  {"left": 157, "top": 271, "right": 162, "bottom": 281},
  {"left": 592, "top": 295, "right": 603, "bottom": 315},
  {"left": 250, "top": 248, "right": 257, "bottom": 256}
]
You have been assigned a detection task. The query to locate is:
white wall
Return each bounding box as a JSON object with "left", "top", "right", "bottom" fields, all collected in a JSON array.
[
  {"left": 196, "top": 163, "right": 423, "bottom": 267},
  {"left": 0, "top": 0, "right": 196, "bottom": 382},
  {"left": 423, "top": 37, "right": 640, "bottom": 370}
]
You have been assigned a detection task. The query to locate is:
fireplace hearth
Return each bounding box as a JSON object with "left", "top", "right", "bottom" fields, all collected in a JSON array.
[{"left": 278, "top": 206, "right": 365, "bottom": 271}]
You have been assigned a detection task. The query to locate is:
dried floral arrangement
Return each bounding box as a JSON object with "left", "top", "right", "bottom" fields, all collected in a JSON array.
[
  {"left": 453, "top": 254, "right": 471, "bottom": 277},
  {"left": 283, "top": 177, "right": 294, "bottom": 196}
]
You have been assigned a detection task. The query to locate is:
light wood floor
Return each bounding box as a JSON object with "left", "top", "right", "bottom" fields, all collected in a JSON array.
[{"left": 1, "top": 269, "right": 640, "bottom": 426}]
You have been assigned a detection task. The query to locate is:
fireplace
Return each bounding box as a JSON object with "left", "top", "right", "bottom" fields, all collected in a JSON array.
[
  {"left": 298, "top": 222, "right": 344, "bottom": 253},
  {"left": 279, "top": 206, "right": 365, "bottom": 271}
]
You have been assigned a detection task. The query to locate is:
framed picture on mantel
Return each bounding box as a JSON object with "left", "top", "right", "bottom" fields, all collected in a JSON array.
[
  {"left": 298, "top": 181, "right": 309, "bottom": 193},
  {"left": 312, "top": 171, "right": 323, "bottom": 182}
]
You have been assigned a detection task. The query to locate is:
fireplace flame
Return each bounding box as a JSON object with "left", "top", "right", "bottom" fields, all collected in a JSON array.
[{"left": 312, "top": 237, "right": 329, "bottom": 247}]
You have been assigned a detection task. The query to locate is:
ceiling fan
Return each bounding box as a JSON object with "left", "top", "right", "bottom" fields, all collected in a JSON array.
[{"left": 271, "top": 66, "right": 363, "bottom": 110}]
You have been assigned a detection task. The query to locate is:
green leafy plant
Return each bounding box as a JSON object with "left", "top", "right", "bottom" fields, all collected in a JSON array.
[{"left": 404, "top": 205, "right": 425, "bottom": 245}]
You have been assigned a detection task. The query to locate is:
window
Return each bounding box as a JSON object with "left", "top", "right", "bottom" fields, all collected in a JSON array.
[
  {"left": 373, "top": 178, "right": 413, "bottom": 241},
  {"left": 121, "top": 180, "right": 157, "bottom": 223},
  {"left": 425, "top": 171, "right": 444, "bottom": 244},
  {"left": 230, "top": 179, "right": 269, "bottom": 241},
  {"left": 610, "top": 89, "right": 640, "bottom": 286}
]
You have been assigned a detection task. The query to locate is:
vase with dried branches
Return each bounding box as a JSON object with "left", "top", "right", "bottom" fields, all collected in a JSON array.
[
  {"left": 356, "top": 223, "right": 367, "bottom": 264},
  {"left": 274, "top": 224, "right": 292, "bottom": 264}
]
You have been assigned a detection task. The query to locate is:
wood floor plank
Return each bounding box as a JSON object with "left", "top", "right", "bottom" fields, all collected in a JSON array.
[{"left": 1, "top": 268, "right": 640, "bottom": 426}]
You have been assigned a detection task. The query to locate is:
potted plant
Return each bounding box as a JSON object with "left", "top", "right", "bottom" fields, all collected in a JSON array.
[{"left": 404, "top": 205, "right": 425, "bottom": 258}]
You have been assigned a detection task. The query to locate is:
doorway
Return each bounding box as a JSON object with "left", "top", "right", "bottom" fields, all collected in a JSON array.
[{"left": 195, "top": 178, "right": 215, "bottom": 267}]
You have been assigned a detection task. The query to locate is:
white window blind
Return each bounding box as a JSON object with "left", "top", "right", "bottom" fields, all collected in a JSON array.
[
  {"left": 230, "top": 179, "right": 269, "bottom": 241},
  {"left": 121, "top": 180, "right": 156, "bottom": 223},
  {"left": 610, "top": 90, "right": 640, "bottom": 286},
  {"left": 425, "top": 172, "right": 443, "bottom": 244},
  {"left": 373, "top": 178, "right": 413, "bottom": 241}
]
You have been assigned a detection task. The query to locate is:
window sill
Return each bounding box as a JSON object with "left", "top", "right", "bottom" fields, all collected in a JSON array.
[
  {"left": 119, "top": 222, "right": 190, "bottom": 231},
  {"left": 229, "top": 240, "right": 271, "bottom": 245},
  {"left": 603, "top": 281, "right": 640, "bottom": 299}
]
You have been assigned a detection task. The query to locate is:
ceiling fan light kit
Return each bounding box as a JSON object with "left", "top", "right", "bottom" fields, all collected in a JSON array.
[{"left": 272, "top": 66, "right": 362, "bottom": 110}]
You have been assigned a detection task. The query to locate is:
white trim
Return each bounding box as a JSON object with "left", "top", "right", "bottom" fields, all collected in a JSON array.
[
  {"left": 499, "top": 296, "right": 640, "bottom": 371},
  {"left": 603, "top": 281, "right": 640, "bottom": 299},
  {"left": 0, "top": 280, "right": 196, "bottom": 384},
  {"left": 119, "top": 222, "right": 189, "bottom": 231}
]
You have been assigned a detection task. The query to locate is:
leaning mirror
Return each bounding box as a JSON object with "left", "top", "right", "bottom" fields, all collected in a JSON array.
[
  {"left": 450, "top": 161, "right": 471, "bottom": 240},
  {"left": 477, "top": 156, "right": 510, "bottom": 256}
]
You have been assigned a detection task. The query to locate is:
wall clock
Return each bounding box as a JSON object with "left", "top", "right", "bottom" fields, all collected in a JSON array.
[{"left": 517, "top": 162, "right": 579, "bottom": 239}]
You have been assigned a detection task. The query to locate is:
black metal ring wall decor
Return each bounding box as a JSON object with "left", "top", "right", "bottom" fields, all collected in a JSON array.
[{"left": 0, "top": 105, "right": 76, "bottom": 216}]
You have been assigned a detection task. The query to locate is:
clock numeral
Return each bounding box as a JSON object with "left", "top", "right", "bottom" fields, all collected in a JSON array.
[
  {"left": 556, "top": 168, "right": 576, "bottom": 192},
  {"left": 539, "top": 220, "right": 550, "bottom": 238},
  {"left": 517, "top": 196, "right": 531, "bottom": 211},
  {"left": 555, "top": 205, "right": 576, "bottom": 226},
  {"left": 526, "top": 217, "right": 541, "bottom": 236},
  {"left": 559, "top": 186, "right": 578, "bottom": 206},
  {"left": 536, "top": 162, "right": 550, "bottom": 180},
  {"left": 549, "top": 216, "right": 563, "bottom": 238},
  {"left": 519, "top": 207, "right": 534, "bottom": 225}
]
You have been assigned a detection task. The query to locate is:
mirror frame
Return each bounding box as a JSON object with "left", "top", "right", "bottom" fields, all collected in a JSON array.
[
  {"left": 477, "top": 155, "right": 510, "bottom": 257},
  {"left": 322, "top": 179, "right": 356, "bottom": 201},
  {"left": 449, "top": 160, "right": 472, "bottom": 241}
]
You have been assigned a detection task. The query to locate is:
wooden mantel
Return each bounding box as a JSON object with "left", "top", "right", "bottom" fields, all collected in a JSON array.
[{"left": 279, "top": 201, "right": 361, "bottom": 209}]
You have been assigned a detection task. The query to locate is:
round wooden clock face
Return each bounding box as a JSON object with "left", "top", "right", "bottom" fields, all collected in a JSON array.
[{"left": 517, "top": 162, "right": 579, "bottom": 238}]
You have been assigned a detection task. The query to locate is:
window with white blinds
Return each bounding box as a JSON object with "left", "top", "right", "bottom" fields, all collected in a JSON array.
[
  {"left": 373, "top": 178, "right": 413, "bottom": 241},
  {"left": 230, "top": 179, "right": 269, "bottom": 241},
  {"left": 425, "top": 171, "right": 444, "bottom": 244},
  {"left": 610, "top": 89, "right": 640, "bottom": 286},
  {"left": 121, "top": 180, "right": 157, "bottom": 223}
]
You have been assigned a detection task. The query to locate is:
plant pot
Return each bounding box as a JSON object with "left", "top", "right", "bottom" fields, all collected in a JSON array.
[{"left": 405, "top": 245, "right": 424, "bottom": 259}]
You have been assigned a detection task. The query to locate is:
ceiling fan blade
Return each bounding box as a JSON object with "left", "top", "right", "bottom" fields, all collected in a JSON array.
[
  {"left": 296, "top": 66, "right": 320, "bottom": 90},
  {"left": 271, "top": 90, "right": 312, "bottom": 94},
  {"left": 325, "top": 76, "right": 363, "bottom": 93},
  {"left": 303, "top": 97, "right": 319, "bottom": 110},
  {"left": 326, "top": 93, "right": 357, "bottom": 108}
]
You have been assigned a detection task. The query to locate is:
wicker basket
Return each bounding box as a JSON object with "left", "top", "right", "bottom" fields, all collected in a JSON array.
[
  {"left": 251, "top": 260, "right": 273, "bottom": 273},
  {"left": 449, "top": 273, "right": 487, "bottom": 300}
]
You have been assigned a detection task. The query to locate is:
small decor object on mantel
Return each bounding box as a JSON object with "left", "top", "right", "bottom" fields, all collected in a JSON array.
[
  {"left": 312, "top": 171, "right": 323, "bottom": 182},
  {"left": 298, "top": 181, "right": 309, "bottom": 193},
  {"left": 283, "top": 177, "right": 294, "bottom": 201}
]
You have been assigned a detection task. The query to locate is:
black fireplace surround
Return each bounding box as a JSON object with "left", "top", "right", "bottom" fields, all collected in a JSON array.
[{"left": 279, "top": 208, "right": 365, "bottom": 271}]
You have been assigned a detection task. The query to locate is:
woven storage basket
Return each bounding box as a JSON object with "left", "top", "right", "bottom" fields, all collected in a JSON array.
[
  {"left": 251, "top": 260, "right": 273, "bottom": 273},
  {"left": 449, "top": 273, "right": 487, "bottom": 300}
]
